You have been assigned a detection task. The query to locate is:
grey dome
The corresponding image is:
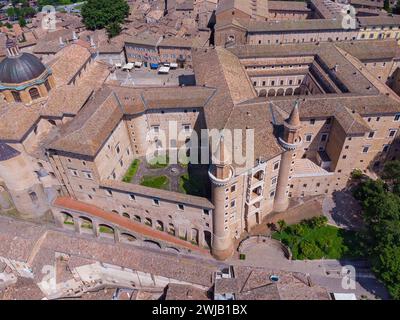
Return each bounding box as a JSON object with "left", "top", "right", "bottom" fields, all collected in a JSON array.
[{"left": 0, "top": 53, "right": 47, "bottom": 84}]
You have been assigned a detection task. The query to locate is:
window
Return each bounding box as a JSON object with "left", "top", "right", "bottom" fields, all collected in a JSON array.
[
  {"left": 11, "top": 91, "right": 21, "bottom": 102},
  {"left": 82, "top": 171, "right": 92, "bottom": 179},
  {"left": 230, "top": 200, "right": 236, "bottom": 208},
  {"left": 271, "top": 176, "right": 277, "bottom": 185},
  {"left": 152, "top": 125, "right": 160, "bottom": 133},
  {"left": 305, "top": 134, "right": 312, "bottom": 142},
  {"left": 310, "top": 119, "right": 316, "bottom": 125},
  {"left": 231, "top": 185, "right": 236, "bottom": 193},
  {"left": 153, "top": 199, "right": 160, "bottom": 206},
  {"left": 342, "top": 155, "right": 347, "bottom": 159},
  {"left": 269, "top": 190, "right": 275, "bottom": 198},
  {"left": 367, "top": 131, "right": 375, "bottom": 139},
  {"left": 29, "top": 87, "right": 40, "bottom": 100},
  {"left": 362, "top": 146, "right": 370, "bottom": 153},
  {"left": 389, "top": 129, "right": 397, "bottom": 137},
  {"left": 183, "top": 124, "right": 191, "bottom": 132},
  {"left": 119, "top": 159, "right": 123, "bottom": 167},
  {"left": 321, "top": 133, "right": 328, "bottom": 142},
  {"left": 376, "top": 117, "right": 380, "bottom": 122},
  {"left": 116, "top": 145, "right": 120, "bottom": 154},
  {"left": 178, "top": 204, "right": 184, "bottom": 210},
  {"left": 70, "top": 169, "right": 78, "bottom": 177},
  {"left": 383, "top": 144, "right": 390, "bottom": 152},
  {"left": 129, "top": 194, "right": 135, "bottom": 200},
  {"left": 273, "top": 161, "right": 280, "bottom": 170},
  {"left": 303, "top": 184, "right": 307, "bottom": 188},
  {"left": 203, "top": 209, "right": 210, "bottom": 215},
  {"left": 394, "top": 114, "right": 400, "bottom": 121},
  {"left": 326, "top": 118, "right": 331, "bottom": 125},
  {"left": 106, "top": 190, "right": 112, "bottom": 196},
  {"left": 29, "top": 192, "right": 38, "bottom": 202}
]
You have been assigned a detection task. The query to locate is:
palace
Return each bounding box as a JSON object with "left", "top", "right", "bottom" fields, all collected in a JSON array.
[{"left": 1, "top": 25, "right": 400, "bottom": 260}]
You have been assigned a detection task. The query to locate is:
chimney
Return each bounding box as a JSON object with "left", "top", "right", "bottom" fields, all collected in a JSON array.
[
  {"left": 72, "top": 31, "right": 78, "bottom": 42},
  {"left": 59, "top": 36, "right": 65, "bottom": 48},
  {"left": 90, "top": 36, "right": 96, "bottom": 48}
]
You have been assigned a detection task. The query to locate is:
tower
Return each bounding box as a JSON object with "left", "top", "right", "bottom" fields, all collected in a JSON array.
[
  {"left": 273, "top": 100, "right": 302, "bottom": 212},
  {"left": 208, "top": 135, "right": 234, "bottom": 260}
]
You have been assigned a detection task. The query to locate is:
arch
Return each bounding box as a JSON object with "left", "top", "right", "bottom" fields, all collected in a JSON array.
[
  {"left": 98, "top": 224, "right": 114, "bottom": 237},
  {"left": 258, "top": 89, "right": 267, "bottom": 97},
  {"left": 276, "top": 88, "right": 284, "bottom": 96},
  {"left": 155, "top": 220, "right": 164, "bottom": 231},
  {"left": 11, "top": 91, "right": 21, "bottom": 102},
  {"left": 267, "top": 89, "right": 276, "bottom": 97},
  {"left": 294, "top": 87, "right": 301, "bottom": 95},
  {"left": 165, "top": 247, "right": 180, "bottom": 253},
  {"left": 285, "top": 88, "right": 293, "bottom": 96},
  {"left": 44, "top": 79, "right": 52, "bottom": 92},
  {"left": 144, "top": 217, "right": 152, "bottom": 227},
  {"left": 253, "top": 170, "right": 264, "bottom": 181},
  {"left": 48, "top": 119, "right": 56, "bottom": 126},
  {"left": 29, "top": 191, "right": 38, "bottom": 202},
  {"left": 133, "top": 215, "right": 141, "bottom": 222},
  {"left": 143, "top": 239, "right": 161, "bottom": 249},
  {"left": 120, "top": 233, "right": 136, "bottom": 243},
  {"left": 168, "top": 223, "right": 175, "bottom": 236},
  {"left": 61, "top": 211, "right": 74, "bottom": 228},
  {"left": 79, "top": 216, "right": 93, "bottom": 231},
  {"left": 111, "top": 209, "right": 119, "bottom": 214},
  {"left": 122, "top": 212, "right": 130, "bottom": 219},
  {"left": 191, "top": 228, "right": 199, "bottom": 245},
  {"left": 29, "top": 87, "right": 40, "bottom": 100}
]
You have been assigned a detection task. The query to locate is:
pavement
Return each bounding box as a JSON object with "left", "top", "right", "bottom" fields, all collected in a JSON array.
[{"left": 112, "top": 68, "right": 196, "bottom": 87}]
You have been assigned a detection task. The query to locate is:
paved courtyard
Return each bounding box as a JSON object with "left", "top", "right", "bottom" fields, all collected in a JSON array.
[{"left": 111, "top": 67, "right": 196, "bottom": 87}]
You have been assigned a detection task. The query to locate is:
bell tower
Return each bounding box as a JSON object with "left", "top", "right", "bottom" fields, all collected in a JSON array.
[{"left": 273, "top": 100, "right": 302, "bottom": 212}]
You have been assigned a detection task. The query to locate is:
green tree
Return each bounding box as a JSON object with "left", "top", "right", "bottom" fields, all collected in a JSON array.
[
  {"left": 81, "top": 0, "right": 129, "bottom": 31},
  {"left": 106, "top": 21, "right": 122, "bottom": 38},
  {"left": 384, "top": 0, "right": 391, "bottom": 12},
  {"left": 18, "top": 17, "right": 27, "bottom": 27}
]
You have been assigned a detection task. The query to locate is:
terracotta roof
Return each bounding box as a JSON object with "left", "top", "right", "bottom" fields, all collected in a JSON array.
[{"left": 53, "top": 196, "right": 210, "bottom": 254}]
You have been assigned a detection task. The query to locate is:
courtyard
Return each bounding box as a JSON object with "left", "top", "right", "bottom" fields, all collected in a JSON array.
[{"left": 121, "top": 156, "right": 210, "bottom": 197}]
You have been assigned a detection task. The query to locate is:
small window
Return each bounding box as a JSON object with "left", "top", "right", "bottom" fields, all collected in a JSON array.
[
  {"left": 271, "top": 176, "right": 277, "bottom": 185},
  {"left": 152, "top": 125, "right": 160, "bottom": 133},
  {"left": 383, "top": 145, "right": 390, "bottom": 152},
  {"left": 230, "top": 200, "right": 236, "bottom": 208},
  {"left": 389, "top": 129, "right": 397, "bottom": 137},
  {"left": 178, "top": 204, "right": 184, "bottom": 210},
  {"left": 273, "top": 161, "right": 280, "bottom": 170},
  {"left": 305, "top": 134, "right": 312, "bottom": 142},
  {"left": 342, "top": 155, "right": 347, "bottom": 159},
  {"left": 321, "top": 134, "right": 328, "bottom": 142},
  {"left": 310, "top": 119, "right": 316, "bottom": 125},
  {"left": 394, "top": 114, "right": 400, "bottom": 121},
  {"left": 116, "top": 145, "right": 120, "bottom": 154},
  {"left": 106, "top": 190, "right": 113, "bottom": 196},
  {"left": 269, "top": 190, "right": 275, "bottom": 198},
  {"left": 153, "top": 199, "right": 160, "bottom": 206},
  {"left": 362, "top": 146, "right": 369, "bottom": 153},
  {"left": 368, "top": 132, "right": 375, "bottom": 139},
  {"left": 203, "top": 209, "right": 210, "bottom": 215},
  {"left": 129, "top": 194, "right": 135, "bottom": 200},
  {"left": 230, "top": 185, "right": 236, "bottom": 193}
]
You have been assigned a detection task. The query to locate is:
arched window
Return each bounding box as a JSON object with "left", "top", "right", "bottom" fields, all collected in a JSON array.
[
  {"left": 29, "top": 87, "right": 40, "bottom": 100},
  {"left": 11, "top": 91, "right": 21, "bottom": 102}
]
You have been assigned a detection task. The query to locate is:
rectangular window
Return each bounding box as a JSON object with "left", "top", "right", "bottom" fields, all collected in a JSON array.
[
  {"left": 83, "top": 171, "right": 93, "bottom": 179},
  {"left": 269, "top": 190, "right": 275, "bottom": 198},
  {"left": 271, "top": 176, "right": 277, "bottom": 185},
  {"left": 129, "top": 194, "right": 135, "bottom": 200},
  {"left": 183, "top": 124, "right": 191, "bottom": 132},
  {"left": 70, "top": 169, "right": 78, "bottom": 177},
  {"left": 362, "top": 146, "right": 370, "bottom": 153},
  {"left": 231, "top": 185, "right": 236, "bottom": 193},
  {"left": 394, "top": 114, "right": 400, "bottom": 121},
  {"left": 273, "top": 161, "right": 280, "bottom": 170},
  {"left": 178, "top": 204, "right": 184, "bottom": 210},
  {"left": 383, "top": 144, "right": 390, "bottom": 152},
  {"left": 203, "top": 209, "right": 210, "bottom": 215},
  {"left": 152, "top": 125, "right": 160, "bottom": 133},
  {"left": 367, "top": 132, "right": 375, "bottom": 139},
  {"left": 310, "top": 119, "right": 316, "bottom": 125},
  {"left": 305, "top": 134, "right": 312, "bottom": 142},
  {"left": 389, "top": 129, "right": 397, "bottom": 137},
  {"left": 230, "top": 200, "right": 236, "bottom": 208},
  {"left": 321, "top": 133, "right": 328, "bottom": 142},
  {"left": 153, "top": 199, "right": 160, "bottom": 206}
]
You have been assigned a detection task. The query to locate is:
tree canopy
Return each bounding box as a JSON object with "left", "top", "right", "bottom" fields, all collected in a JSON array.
[
  {"left": 353, "top": 165, "right": 400, "bottom": 299},
  {"left": 81, "top": 0, "right": 129, "bottom": 36}
]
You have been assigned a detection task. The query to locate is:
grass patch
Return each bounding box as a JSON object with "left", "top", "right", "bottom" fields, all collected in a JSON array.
[
  {"left": 63, "top": 220, "right": 74, "bottom": 225},
  {"left": 122, "top": 159, "right": 140, "bottom": 182},
  {"left": 140, "top": 175, "right": 169, "bottom": 189},
  {"left": 272, "top": 217, "right": 362, "bottom": 260},
  {"left": 147, "top": 155, "right": 169, "bottom": 169},
  {"left": 99, "top": 226, "right": 114, "bottom": 234},
  {"left": 179, "top": 172, "right": 208, "bottom": 197}
]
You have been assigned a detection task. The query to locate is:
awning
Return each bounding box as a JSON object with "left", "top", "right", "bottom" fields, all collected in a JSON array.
[{"left": 158, "top": 66, "right": 170, "bottom": 74}]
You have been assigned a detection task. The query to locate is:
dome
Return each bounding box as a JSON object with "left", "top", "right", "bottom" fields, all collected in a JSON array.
[{"left": 0, "top": 53, "right": 47, "bottom": 84}]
